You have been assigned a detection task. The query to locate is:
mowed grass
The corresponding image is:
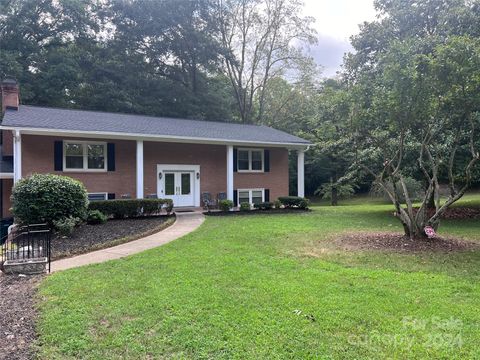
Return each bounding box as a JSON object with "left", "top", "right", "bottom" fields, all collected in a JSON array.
[{"left": 37, "top": 196, "right": 480, "bottom": 359}]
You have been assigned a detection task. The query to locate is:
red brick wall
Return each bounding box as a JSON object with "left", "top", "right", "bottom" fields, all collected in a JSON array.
[
  {"left": 2, "top": 131, "right": 13, "bottom": 156},
  {"left": 234, "top": 147, "right": 289, "bottom": 201},
  {"left": 143, "top": 142, "right": 227, "bottom": 198},
  {"left": 10, "top": 136, "right": 290, "bottom": 210},
  {"left": 22, "top": 135, "right": 136, "bottom": 198}
]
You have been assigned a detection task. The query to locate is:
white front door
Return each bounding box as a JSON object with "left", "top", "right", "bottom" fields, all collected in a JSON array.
[
  {"left": 157, "top": 164, "right": 200, "bottom": 208},
  {"left": 161, "top": 171, "right": 194, "bottom": 207}
]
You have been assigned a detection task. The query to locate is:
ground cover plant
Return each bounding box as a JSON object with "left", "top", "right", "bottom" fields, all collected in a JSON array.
[{"left": 36, "top": 194, "right": 480, "bottom": 359}]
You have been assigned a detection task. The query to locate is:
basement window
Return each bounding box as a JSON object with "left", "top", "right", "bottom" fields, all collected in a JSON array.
[
  {"left": 87, "top": 192, "right": 108, "bottom": 201},
  {"left": 238, "top": 189, "right": 264, "bottom": 205}
]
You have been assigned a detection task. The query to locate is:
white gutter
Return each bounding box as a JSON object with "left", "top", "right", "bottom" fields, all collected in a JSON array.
[{"left": 0, "top": 126, "right": 312, "bottom": 149}]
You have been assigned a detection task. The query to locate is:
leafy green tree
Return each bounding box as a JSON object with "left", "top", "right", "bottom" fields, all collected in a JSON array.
[
  {"left": 349, "top": 35, "right": 480, "bottom": 238},
  {"left": 216, "top": 0, "right": 317, "bottom": 123},
  {"left": 0, "top": 0, "right": 236, "bottom": 121}
]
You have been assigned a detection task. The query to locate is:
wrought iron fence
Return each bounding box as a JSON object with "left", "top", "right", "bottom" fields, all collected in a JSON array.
[{"left": 1, "top": 223, "right": 51, "bottom": 273}]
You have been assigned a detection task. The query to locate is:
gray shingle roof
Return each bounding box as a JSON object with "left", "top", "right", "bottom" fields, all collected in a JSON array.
[{"left": 1, "top": 106, "right": 310, "bottom": 146}]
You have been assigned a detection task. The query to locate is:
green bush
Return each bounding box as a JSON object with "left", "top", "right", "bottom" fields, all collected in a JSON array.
[
  {"left": 240, "top": 202, "right": 251, "bottom": 211},
  {"left": 53, "top": 216, "right": 81, "bottom": 237},
  {"left": 88, "top": 199, "right": 173, "bottom": 219},
  {"left": 87, "top": 210, "right": 107, "bottom": 225},
  {"left": 11, "top": 174, "right": 88, "bottom": 225},
  {"left": 218, "top": 199, "right": 233, "bottom": 212},
  {"left": 254, "top": 202, "right": 273, "bottom": 210},
  {"left": 278, "top": 196, "right": 309, "bottom": 209},
  {"left": 274, "top": 199, "right": 282, "bottom": 209},
  {"left": 315, "top": 183, "right": 356, "bottom": 200}
]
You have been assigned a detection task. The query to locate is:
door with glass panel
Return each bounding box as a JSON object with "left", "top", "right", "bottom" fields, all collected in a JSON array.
[{"left": 163, "top": 171, "right": 194, "bottom": 207}]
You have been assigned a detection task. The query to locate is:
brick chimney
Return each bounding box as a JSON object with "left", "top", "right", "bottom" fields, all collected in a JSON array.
[{"left": 1, "top": 78, "right": 19, "bottom": 114}]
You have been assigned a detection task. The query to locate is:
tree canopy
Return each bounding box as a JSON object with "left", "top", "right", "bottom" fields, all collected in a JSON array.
[
  {"left": 0, "top": 0, "right": 316, "bottom": 122},
  {"left": 1, "top": 0, "right": 480, "bottom": 237}
]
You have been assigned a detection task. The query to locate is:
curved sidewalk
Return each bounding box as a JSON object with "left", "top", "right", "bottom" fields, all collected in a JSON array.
[{"left": 51, "top": 212, "right": 205, "bottom": 272}]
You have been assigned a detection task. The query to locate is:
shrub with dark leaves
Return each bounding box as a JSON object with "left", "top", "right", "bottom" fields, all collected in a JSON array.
[{"left": 11, "top": 174, "right": 88, "bottom": 225}]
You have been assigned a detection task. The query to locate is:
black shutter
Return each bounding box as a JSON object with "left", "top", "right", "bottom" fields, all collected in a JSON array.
[
  {"left": 233, "top": 148, "right": 238, "bottom": 172},
  {"left": 107, "top": 193, "right": 115, "bottom": 200},
  {"left": 107, "top": 143, "right": 115, "bottom": 171},
  {"left": 233, "top": 190, "right": 238, "bottom": 206},
  {"left": 264, "top": 149, "right": 270, "bottom": 172},
  {"left": 264, "top": 189, "right": 270, "bottom": 202},
  {"left": 54, "top": 141, "right": 63, "bottom": 171}
]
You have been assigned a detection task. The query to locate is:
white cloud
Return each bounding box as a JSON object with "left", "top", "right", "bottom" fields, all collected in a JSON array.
[{"left": 302, "top": 0, "right": 377, "bottom": 76}]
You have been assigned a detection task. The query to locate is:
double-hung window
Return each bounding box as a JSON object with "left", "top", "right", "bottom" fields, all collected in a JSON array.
[
  {"left": 64, "top": 141, "right": 107, "bottom": 171},
  {"left": 238, "top": 189, "right": 264, "bottom": 205},
  {"left": 237, "top": 149, "right": 264, "bottom": 172}
]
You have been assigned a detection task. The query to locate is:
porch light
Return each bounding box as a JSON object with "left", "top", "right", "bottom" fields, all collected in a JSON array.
[
  {"left": 196, "top": 172, "right": 200, "bottom": 180},
  {"left": 158, "top": 172, "right": 162, "bottom": 180}
]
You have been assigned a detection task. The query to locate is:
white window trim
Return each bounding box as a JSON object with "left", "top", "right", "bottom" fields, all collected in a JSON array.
[
  {"left": 63, "top": 140, "right": 107, "bottom": 172},
  {"left": 87, "top": 192, "right": 108, "bottom": 201},
  {"left": 237, "top": 188, "right": 265, "bottom": 205},
  {"left": 237, "top": 148, "right": 264, "bottom": 173}
]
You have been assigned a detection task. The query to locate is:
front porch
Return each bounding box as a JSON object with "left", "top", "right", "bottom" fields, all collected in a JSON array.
[{"left": 6, "top": 133, "right": 306, "bottom": 213}]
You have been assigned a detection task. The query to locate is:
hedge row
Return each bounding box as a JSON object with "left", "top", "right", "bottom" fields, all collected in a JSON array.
[
  {"left": 89, "top": 199, "right": 173, "bottom": 219},
  {"left": 278, "top": 196, "right": 309, "bottom": 209}
]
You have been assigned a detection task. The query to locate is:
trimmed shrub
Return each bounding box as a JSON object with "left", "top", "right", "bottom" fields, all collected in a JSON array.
[
  {"left": 53, "top": 216, "right": 81, "bottom": 237},
  {"left": 218, "top": 199, "right": 233, "bottom": 212},
  {"left": 240, "top": 202, "right": 251, "bottom": 211},
  {"left": 11, "top": 174, "right": 88, "bottom": 225},
  {"left": 87, "top": 210, "right": 107, "bottom": 225},
  {"left": 278, "top": 196, "right": 309, "bottom": 209},
  {"left": 274, "top": 199, "right": 282, "bottom": 209},
  {"left": 88, "top": 199, "right": 173, "bottom": 219},
  {"left": 254, "top": 202, "right": 273, "bottom": 210}
]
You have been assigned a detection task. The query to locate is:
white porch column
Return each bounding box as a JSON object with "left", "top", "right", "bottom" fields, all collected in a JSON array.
[
  {"left": 136, "top": 140, "right": 144, "bottom": 199},
  {"left": 297, "top": 149, "right": 305, "bottom": 198},
  {"left": 13, "top": 130, "right": 22, "bottom": 184},
  {"left": 226, "top": 145, "right": 234, "bottom": 201}
]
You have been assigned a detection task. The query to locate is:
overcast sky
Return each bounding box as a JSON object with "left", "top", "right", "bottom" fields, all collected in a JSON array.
[{"left": 302, "top": 0, "right": 377, "bottom": 77}]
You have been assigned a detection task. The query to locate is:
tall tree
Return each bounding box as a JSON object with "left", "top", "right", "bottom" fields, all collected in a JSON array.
[
  {"left": 344, "top": 0, "right": 480, "bottom": 238},
  {"left": 216, "top": 0, "right": 316, "bottom": 123},
  {"left": 310, "top": 79, "right": 356, "bottom": 205}
]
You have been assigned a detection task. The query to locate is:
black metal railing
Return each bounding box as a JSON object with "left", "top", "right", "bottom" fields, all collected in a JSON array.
[{"left": 1, "top": 223, "right": 51, "bottom": 273}]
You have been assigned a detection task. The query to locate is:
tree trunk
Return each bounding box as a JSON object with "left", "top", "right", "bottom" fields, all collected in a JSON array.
[
  {"left": 330, "top": 176, "right": 338, "bottom": 206},
  {"left": 331, "top": 187, "right": 338, "bottom": 206},
  {"left": 426, "top": 190, "right": 435, "bottom": 209},
  {"left": 400, "top": 216, "right": 426, "bottom": 239}
]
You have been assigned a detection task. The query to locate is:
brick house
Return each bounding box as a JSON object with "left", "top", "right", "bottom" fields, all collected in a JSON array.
[{"left": 0, "top": 79, "right": 310, "bottom": 218}]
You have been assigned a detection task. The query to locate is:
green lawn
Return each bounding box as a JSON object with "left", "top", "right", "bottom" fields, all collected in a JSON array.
[{"left": 37, "top": 197, "right": 480, "bottom": 359}]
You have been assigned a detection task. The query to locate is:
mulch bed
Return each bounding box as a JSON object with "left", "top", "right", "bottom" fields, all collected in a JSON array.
[
  {"left": 204, "top": 208, "right": 311, "bottom": 216},
  {"left": 413, "top": 207, "right": 480, "bottom": 220},
  {"left": 52, "top": 215, "right": 175, "bottom": 260},
  {"left": 0, "top": 274, "right": 42, "bottom": 360},
  {"left": 334, "top": 231, "right": 479, "bottom": 253}
]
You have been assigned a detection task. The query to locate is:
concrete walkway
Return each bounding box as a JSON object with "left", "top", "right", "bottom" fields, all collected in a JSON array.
[{"left": 51, "top": 212, "right": 205, "bottom": 272}]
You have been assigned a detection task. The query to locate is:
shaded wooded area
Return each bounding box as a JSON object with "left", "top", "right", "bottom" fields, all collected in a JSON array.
[{"left": 1, "top": 0, "right": 480, "bottom": 226}]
